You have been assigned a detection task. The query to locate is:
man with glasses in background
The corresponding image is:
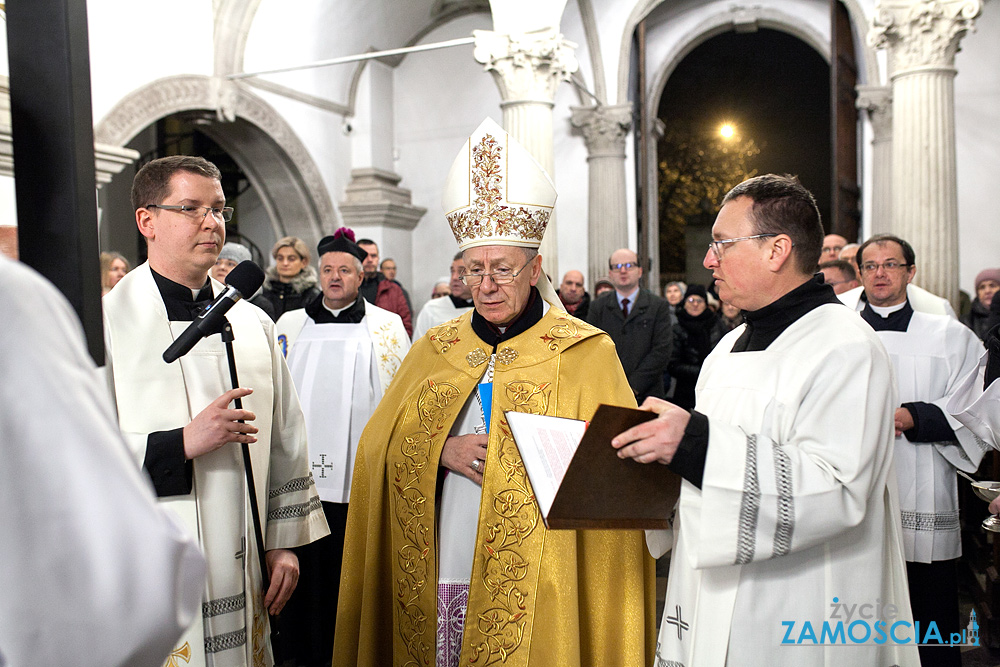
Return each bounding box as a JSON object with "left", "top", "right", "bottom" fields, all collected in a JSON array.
[
  {"left": 852, "top": 233, "right": 983, "bottom": 667},
  {"left": 334, "top": 119, "right": 656, "bottom": 667},
  {"left": 587, "top": 247, "right": 673, "bottom": 402},
  {"left": 613, "top": 175, "right": 918, "bottom": 666},
  {"left": 103, "top": 156, "right": 329, "bottom": 667}
]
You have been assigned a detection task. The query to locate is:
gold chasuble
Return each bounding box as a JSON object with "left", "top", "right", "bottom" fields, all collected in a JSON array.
[{"left": 334, "top": 307, "right": 656, "bottom": 667}]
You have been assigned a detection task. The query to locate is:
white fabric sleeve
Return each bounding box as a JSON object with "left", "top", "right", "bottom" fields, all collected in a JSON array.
[{"left": 0, "top": 258, "right": 205, "bottom": 667}]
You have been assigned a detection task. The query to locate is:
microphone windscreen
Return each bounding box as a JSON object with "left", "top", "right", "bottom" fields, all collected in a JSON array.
[{"left": 226, "top": 260, "right": 265, "bottom": 297}]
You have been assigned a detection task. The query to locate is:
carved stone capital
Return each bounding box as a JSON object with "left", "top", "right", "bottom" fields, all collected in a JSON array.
[
  {"left": 473, "top": 29, "right": 578, "bottom": 105},
  {"left": 569, "top": 104, "right": 632, "bottom": 158},
  {"left": 869, "top": 0, "right": 981, "bottom": 72},
  {"left": 855, "top": 85, "right": 893, "bottom": 142}
]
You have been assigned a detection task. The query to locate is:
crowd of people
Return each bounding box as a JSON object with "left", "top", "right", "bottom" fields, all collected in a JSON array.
[{"left": 13, "top": 120, "right": 1000, "bottom": 667}]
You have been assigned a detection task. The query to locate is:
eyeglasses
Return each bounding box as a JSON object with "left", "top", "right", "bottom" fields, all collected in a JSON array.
[
  {"left": 610, "top": 262, "right": 639, "bottom": 271},
  {"left": 708, "top": 234, "right": 778, "bottom": 261},
  {"left": 686, "top": 296, "right": 705, "bottom": 304},
  {"left": 461, "top": 257, "right": 533, "bottom": 286},
  {"left": 146, "top": 204, "right": 234, "bottom": 222},
  {"left": 860, "top": 261, "right": 910, "bottom": 274}
]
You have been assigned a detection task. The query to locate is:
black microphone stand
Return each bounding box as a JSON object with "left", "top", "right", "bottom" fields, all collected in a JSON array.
[{"left": 219, "top": 319, "right": 286, "bottom": 657}]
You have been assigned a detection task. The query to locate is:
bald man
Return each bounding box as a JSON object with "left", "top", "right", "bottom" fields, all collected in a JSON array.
[
  {"left": 557, "top": 269, "right": 590, "bottom": 318},
  {"left": 821, "top": 233, "right": 849, "bottom": 264}
]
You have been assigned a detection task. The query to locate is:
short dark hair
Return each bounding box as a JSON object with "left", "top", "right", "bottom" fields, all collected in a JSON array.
[
  {"left": 818, "top": 259, "right": 856, "bottom": 282},
  {"left": 356, "top": 238, "right": 377, "bottom": 248},
  {"left": 720, "top": 174, "right": 823, "bottom": 275},
  {"left": 856, "top": 234, "right": 916, "bottom": 268},
  {"left": 131, "top": 156, "right": 221, "bottom": 212},
  {"left": 453, "top": 251, "right": 464, "bottom": 262}
]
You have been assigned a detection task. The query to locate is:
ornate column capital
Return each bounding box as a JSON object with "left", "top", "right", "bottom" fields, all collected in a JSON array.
[
  {"left": 869, "top": 0, "right": 981, "bottom": 72},
  {"left": 569, "top": 104, "right": 632, "bottom": 158},
  {"left": 855, "top": 85, "right": 893, "bottom": 142},
  {"left": 473, "top": 28, "right": 578, "bottom": 105}
]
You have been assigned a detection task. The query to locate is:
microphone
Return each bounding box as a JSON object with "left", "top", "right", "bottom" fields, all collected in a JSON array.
[{"left": 162, "top": 260, "right": 266, "bottom": 363}]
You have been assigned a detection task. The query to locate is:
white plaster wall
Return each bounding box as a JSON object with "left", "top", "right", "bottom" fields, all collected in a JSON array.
[
  {"left": 955, "top": 3, "right": 1000, "bottom": 295},
  {"left": 87, "top": 0, "right": 214, "bottom": 122},
  {"left": 393, "top": 12, "right": 497, "bottom": 314}
]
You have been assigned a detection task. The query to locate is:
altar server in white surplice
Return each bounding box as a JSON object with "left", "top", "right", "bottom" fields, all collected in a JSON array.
[
  {"left": 412, "top": 251, "right": 474, "bottom": 340},
  {"left": 854, "top": 234, "right": 985, "bottom": 667},
  {"left": 103, "top": 156, "right": 329, "bottom": 667},
  {"left": 614, "top": 175, "right": 918, "bottom": 667},
  {"left": 274, "top": 227, "right": 409, "bottom": 667},
  {"left": 1, "top": 255, "right": 206, "bottom": 667}
]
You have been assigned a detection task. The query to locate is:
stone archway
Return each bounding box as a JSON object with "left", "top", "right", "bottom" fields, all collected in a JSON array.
[
  {"left": 94, "top": 75, "right": 336, "bottom": 248},
  {"left": 639, "top": 7, "right": 834, "bottom": 285}
]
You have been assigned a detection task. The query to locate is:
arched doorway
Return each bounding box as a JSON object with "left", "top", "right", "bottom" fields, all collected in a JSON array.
[
  {"left": 95, "top": 76, "right": 336, "bottom": 266},
  {"left": 654, "top": 28, "right": 831, "bottom": 291}
]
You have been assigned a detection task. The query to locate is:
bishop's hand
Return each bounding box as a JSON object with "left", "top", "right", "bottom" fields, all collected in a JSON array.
[
  {"left": 441, "top": 433, "right": 488, "bottom": 486},
  {"left": 612, "top": 396, "right": 690, "bottom": 465},
  {"left": 182, "top": 387, "right": 259, "bottom": 459},
  {"left": 264, "top": 548, "right": 299, "bottom": 615}
]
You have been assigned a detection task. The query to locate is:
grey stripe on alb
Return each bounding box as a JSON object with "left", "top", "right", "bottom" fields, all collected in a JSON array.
[
  {"left": 735, "top": 434, "right": 761, "bottom": 565},
  {"left": 771, "top": 442, "right": 794, "bottom": 557}
]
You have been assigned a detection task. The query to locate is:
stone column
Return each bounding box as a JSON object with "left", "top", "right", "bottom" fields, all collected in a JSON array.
[
  {"left": 855, "top": 85, "right": 893, "bottom": 235},
  {"left": 474, "top": 28, "right": 577, "bottom": 278},
  {"left": 570, "top": 104, "right": 632, "bottom": 288},
  {"left": 869, "top": 0, "right": 980, "bottom": 305}
]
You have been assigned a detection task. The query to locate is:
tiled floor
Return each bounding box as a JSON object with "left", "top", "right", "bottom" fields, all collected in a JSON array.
[{"left": 654, "top": 555, "right": 1000, "bottom": 665}]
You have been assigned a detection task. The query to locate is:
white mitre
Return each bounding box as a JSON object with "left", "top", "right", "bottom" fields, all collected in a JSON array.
[
  {"left": 441, "top": 117, "right": 563, "bottom": 307},
  {"left": 442, "top": 117, "right": 556, "bottom": 250}
]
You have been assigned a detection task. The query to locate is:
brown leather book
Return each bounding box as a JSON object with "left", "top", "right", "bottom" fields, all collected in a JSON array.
[{"left": 507, "top": 404, "right": 683, "bottom": 530}]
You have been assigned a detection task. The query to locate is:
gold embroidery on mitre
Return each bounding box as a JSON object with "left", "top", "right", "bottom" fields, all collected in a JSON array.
[
  {"left": 538, "top": 318, "right": 583, "bottom": 352},
  {"left": 391, "top": 379, "right": 461, "bottom": 666},
  {"left": 446, "top": 134, "right": 550, "bottom": 247},
  {"left": 496, "top": 347, "right": 518, "bottom": 365},
  {"left": 430, "top": 324, "right": 461, "bottom": 353},
  {"left": 467, "top": 347, "right": 489, "bottom": 368},
  {"left": 466, "top": 380, "right": 551, "bottom": 666},
  {"left": 164, "top": 642, "right": 191, "bottom": 667}
]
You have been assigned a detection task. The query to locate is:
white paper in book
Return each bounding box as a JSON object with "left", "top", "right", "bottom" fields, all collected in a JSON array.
[{"left": 505, "top": 411, "right": 587, "bottom": 519}]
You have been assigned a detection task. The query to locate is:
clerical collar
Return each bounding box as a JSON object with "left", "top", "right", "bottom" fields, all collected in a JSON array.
[
  {"left": 860, "top": 300, "right": 913, "bottom": 332},
  {"left": 732, "top": 274, "right": 841, "bottom": 352},
  {"left": 305, "top": 292, "right": 366, "bottom": 324},
  {"left": 449, "top": 294, "right": 474, "bottom": 309},
  {"left": 471, "top": 287, "right": 543, "bottom": 351},
  {"left": 151, "top": 268, "right": 214, "bottom": 321}
]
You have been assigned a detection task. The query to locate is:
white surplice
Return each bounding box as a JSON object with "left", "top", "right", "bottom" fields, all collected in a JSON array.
[
  {"left": 413, "top": 296, "right": 473, "bottom": 340},
  {"left": 839, "top": 283, "right": 957, "bottom": 318},
  {"left": 276, "top": 301, "right": 409, "bottom": 503},
  {"left": 948, "top": 349, "right": 1000, "bottom": 452},
  {"left": 871, "top": 309, "right": 987, "bottom": 562},
  {"left": 0, "top": 256, "right": 205, "bottom": 667},
  {"left": 103, "top": 263, "right": 330, "bottom": 667},
  {"left": 649, "top": 303, "right": 918, "bottom": 667}
]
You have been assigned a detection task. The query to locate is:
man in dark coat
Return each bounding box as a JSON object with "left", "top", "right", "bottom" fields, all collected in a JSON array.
[
  {"left": 557, "top": 269, "right": 591, "bottom": 319},
  {"left": 587, "top": 248, "right": 673, "bottom": 402},
  {"left": 356, "top": 238, "right": 413, "bottom": 336}
]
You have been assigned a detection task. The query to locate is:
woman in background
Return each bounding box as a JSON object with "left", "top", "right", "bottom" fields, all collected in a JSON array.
[
  {"left": 100, "top": 251, "right": 130, "bottom": 296},
  {"left": 260, "top": 236, "right": 320, "bottom": 320},
  {"left": 668, "top": 284, "right": 727, "bottom": 410}
]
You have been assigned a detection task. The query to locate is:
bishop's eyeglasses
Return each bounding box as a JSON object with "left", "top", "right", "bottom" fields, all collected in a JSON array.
[
  {"left": 146, "top": 204, "right": 234, "bottom": 222},
  {"left": 708, "top": 234, "right": 778, "bottom": 261},
  {"left": 461, "top": 257, "right": 533, "bottom": 287}
]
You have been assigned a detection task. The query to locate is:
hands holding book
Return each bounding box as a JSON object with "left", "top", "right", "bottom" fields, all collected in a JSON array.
[
  {"left": 441, "top": 433, "right": 488, "bottom": 485},
  {"left": 612, "top": 397, "right": 691, "bottom": 465}
]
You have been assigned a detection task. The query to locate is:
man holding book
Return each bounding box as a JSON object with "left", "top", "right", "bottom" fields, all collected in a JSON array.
[
  {"left": 333, "top": 118, "right": 656, "bottom": 667},
  {"left": 613, "top": 175, "right": 918, "bottom": 666}
]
